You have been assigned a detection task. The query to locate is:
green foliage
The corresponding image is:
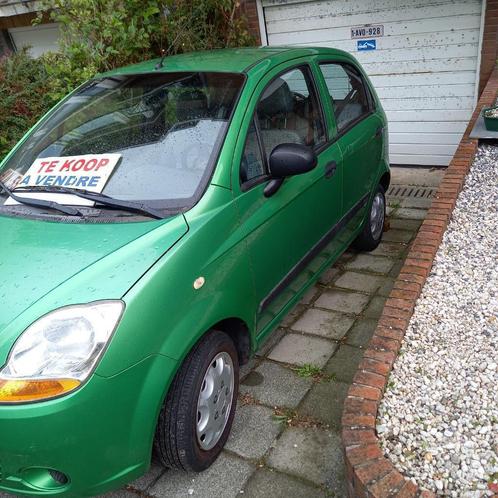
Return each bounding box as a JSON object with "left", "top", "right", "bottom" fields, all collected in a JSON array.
[
  {"left": 292, "top": 364, "right": 336, "bottom": 382},
  {"left": 162, "top": 0, "right": 254, "bottom": 54},
  {"left": 0, "top": 0, "right": 254, "bottom": 162},
  {"left": 0, "top": 49, "right": 58, "bottom": 162},
  {"left": 36, "top": 0, "right": 255, "bottom": 98}
]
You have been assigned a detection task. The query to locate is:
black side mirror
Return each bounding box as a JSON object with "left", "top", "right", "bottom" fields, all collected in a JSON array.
[{"left": 264, "top": 143, "right": 317, "bottom": 197}]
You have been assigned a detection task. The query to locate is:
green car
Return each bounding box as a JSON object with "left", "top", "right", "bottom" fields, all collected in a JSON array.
[{"left": 0, "top": 47, "right": 389, "bottom": 496}]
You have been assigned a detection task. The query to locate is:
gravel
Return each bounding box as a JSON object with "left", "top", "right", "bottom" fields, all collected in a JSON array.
[{"left": 378, "top": 144, "right": 498, "bottom": 497}]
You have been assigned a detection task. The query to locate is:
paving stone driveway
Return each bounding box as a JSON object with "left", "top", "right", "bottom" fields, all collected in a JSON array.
[{"left": 97, "top": 182, "right": 433, "bottom": 498}]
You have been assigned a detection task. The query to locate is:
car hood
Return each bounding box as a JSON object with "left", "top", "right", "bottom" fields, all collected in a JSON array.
[{"left": 0, "top": 214, "right": 188, "bottom": 334}]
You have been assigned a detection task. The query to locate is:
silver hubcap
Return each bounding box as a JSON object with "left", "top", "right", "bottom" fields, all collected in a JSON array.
[
  {"left": 370, "top": 192, "right": 385, "bottom": 240},
  {"left": 196, "top": 352, "right": 234, "bottom": 451}
]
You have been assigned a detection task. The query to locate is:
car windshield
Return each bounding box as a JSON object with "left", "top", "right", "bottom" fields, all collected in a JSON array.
[{"left": 0, "top": 71, "right": 244, "bottom": 214}]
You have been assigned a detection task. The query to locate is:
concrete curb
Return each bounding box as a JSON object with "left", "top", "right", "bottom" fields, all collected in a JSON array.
[{"left": 341, "top": 66, "right": 498, "bottom": 498}]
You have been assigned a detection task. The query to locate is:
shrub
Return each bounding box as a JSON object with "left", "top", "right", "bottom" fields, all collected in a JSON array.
[
  {"left": 162, "top": 0, "right": 254, "bottom": 54},
  {"left": 0, "top": 0, "right": 254, "bottom": 162},
  {"left": 0, "top": 49, "right": 57, "bottom": 161},
  {"left": 37, "top": 0, "right": 255, "bottom": 99}
]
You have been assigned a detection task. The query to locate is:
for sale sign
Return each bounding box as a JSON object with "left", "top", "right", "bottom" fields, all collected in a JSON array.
[{"left": 5, "top": 153, "right": 121, "bottom": 207}]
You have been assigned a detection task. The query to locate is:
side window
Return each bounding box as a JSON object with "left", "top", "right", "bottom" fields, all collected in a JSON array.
[
  {"left": 256, "top": 66, "right": 326, "bottom": 157},
  {"left": 319, "top": 63, "right": 371, "bottom": 132},
  {"left": 240, "top": 119, "right": 266, "bottom": 184}
]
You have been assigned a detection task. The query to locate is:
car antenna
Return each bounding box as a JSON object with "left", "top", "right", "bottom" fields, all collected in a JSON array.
[{"left": 155, "top": 49, "right": 166, "bottom": 70}]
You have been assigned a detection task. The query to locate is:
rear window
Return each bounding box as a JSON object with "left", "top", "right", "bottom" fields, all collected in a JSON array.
[
  {"left": 319, "top": 63, "right": 371, "bottom": 132},
  {"left": 0, "top": 71, "right": 244, "bottom": 212}
]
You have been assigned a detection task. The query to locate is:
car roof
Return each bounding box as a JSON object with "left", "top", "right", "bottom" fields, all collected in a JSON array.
[{"left": 99, "top": 46, "right": 352, "bottom": 77}]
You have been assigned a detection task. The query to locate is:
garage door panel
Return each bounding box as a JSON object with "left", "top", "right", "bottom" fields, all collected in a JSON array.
[
  {"left": 263, "top": 0, "right": 483, "bottom": 166},
  {"left": 362, "top": 58, "right": 477, "bottom": 76},
  {"left": 386, "top": 110, "right": 471, "bottom": 122},
  {"left": 390, "top": 121, "right": 468, "bottom": 133},
  {"left": 376, "top": 83, "right": 475, "bottom": 99},
  {"left": 356, "top": 44, "right": 479, "bottom": 64},
  {"left": 389, "top": 132, "right": 463, "bottom": 145},
  {"left": 288, "top": 41, "right": 480, "bottom": 67},
  {"left": 390, "top": 143, "right": 458, "bottom": 156},
  {"left": 370, "top": 71, "right": 476, "bottom": 88},
  {"left": 390, "top": 154, "right": 451, "bottom": 166},
  {"left": 264, "top": 0, "right": 480, "bottom": 26},
  {"left": 379, "top": 97, "right": 474, "bottom": 111},
  {"left": 270, "top": 23, "right": 480, "bottom": 50},
  {"left": 266, "top": 4, "right": 480, "bottom": 34},
  {"left": 269, "top": 16, "right": 480, "bottom": 42},
  {"left": 263, "top": 0, "right": 439, "bottom": 19}
]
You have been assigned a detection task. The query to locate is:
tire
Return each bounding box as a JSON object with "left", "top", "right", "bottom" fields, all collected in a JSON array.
[
  {"left": 352, "top": 184, "right": 386, "bottom": 252},
  {"left": 154, "top": 330, "right": 239, "bottom": 472}
]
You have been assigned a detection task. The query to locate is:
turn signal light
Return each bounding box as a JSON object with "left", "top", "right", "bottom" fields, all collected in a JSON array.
[{"left": 0, "top": 378, "right": 80, "bottom": 403}]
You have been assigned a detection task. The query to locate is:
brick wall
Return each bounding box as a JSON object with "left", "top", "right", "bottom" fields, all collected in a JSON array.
[
  {"left": 240, "top": 0, "right": 262, "bottom": 45},
  {"left": 479, "top": 0, "right": 498, "bottom": 96},
  {"left": 0, "top": 11, "right": 38, "bottom": 30}
]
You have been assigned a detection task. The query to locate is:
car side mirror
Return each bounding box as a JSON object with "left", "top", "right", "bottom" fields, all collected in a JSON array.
[{"left": 264, "top": 143, "right": 317, "bottom": 197}]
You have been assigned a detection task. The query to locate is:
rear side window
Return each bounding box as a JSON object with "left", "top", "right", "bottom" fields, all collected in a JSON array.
[
  {"left": 319, "top": 63, "right": 371, "bottom": 132},
  {"left": 240, "top": 65, "right": 326, "bottom": 187}
]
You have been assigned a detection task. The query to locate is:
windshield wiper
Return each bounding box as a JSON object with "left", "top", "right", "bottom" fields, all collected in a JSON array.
[
  {"left": 14, "top": 186, "right": 164, "bottom": 220},
  {"left": 0, "top": 180, "right": 82, "bottom": 216}
]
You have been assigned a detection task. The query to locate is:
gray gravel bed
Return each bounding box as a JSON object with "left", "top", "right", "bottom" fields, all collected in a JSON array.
[{"left": 378, "top": 144, "right": 498, "bottom": 497}]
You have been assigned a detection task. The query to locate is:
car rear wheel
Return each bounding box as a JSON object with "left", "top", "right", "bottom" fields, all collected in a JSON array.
[
  {"left": 352, "top": 184, "right": 386, "bottom": 252},
  {"left": 154, "top": 330, "right": 239, "bottom": 472}
]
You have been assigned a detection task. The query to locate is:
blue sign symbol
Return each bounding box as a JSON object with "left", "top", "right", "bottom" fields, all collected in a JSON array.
[{"left": 357, "top": 39, "right": 376, "bottom": 51}]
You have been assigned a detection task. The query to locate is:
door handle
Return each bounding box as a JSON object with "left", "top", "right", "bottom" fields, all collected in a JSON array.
[
  {"left": 325, "top": 161, "right": 337, "bottom": 179},
  {"left": 375, "top": 126, "right": 384, "bottom": 139}
]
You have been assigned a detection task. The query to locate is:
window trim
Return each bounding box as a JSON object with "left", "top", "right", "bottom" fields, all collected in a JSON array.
[
  {"left": 318, "top": 60, "right": 375, "bottom": 140},
  {"left": 239, "top": 62, "right": 328, "bottom": 191},
  {"left": 240, "top": 116, "right": 269, "bottom": 192}
]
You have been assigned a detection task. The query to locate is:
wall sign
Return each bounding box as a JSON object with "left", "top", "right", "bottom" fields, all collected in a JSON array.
[
  {"left": 357, "top": 39, "right": 376, "bottom": 51},
  {"left": 351, "top": 25, "right": 384, "bottom": 39}
]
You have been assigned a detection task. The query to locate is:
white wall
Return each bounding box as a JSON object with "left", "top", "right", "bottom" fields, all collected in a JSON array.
[{"left": 9, "top": 22, "right": 60, "bottom": 58}]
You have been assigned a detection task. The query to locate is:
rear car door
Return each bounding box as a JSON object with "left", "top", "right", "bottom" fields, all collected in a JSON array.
[
  {"left": 233, "top": 62, "right": 344, "bottom": 338},
  {"left": 317, "top": 60, "right": 384, "bottom": 219}
]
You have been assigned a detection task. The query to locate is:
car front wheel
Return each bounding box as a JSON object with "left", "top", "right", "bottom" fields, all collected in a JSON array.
[
  {"left": 154, "top": 330, "right": 239, "bottom": 471},
  {"left": 352, "top": 184, "right": 386, "bottom": 252}
]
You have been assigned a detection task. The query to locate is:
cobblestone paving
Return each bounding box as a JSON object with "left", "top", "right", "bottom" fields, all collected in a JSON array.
[
  {"left": 101, "top": 192, "right": 428, "bottom": 498},
  {"left": 0, "top": 179, "right": 431, "bottom": 498}
]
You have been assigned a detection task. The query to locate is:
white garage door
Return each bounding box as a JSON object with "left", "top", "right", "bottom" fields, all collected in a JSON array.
[
  {"left": 9, "top": 23, "right": 60, "bottom": 58},
  {"left": 262, "top": 0, "right": 484, "bottom": 166}
]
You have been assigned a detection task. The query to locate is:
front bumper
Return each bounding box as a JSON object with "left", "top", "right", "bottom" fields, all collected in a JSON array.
[{"left": 0, "top": 354, "right": 178, "bottom": 496}]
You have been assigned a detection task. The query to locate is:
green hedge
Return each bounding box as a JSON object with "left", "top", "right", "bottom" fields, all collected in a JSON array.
[
  {"left": 0, "top": 50, "right": 59, "bottom": 161},
  {"left": 0, "top": 0, "right": 254, "bottom": 163}
]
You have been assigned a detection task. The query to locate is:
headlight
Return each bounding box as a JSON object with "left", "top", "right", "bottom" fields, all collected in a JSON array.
[{"left": 0, "top": 300, "right": 124, "bottom": 403}]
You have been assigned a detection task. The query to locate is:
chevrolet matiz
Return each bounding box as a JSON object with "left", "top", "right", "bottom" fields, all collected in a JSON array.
[{"left": 0, "top": 47, "right": 389, "bottom": 496}]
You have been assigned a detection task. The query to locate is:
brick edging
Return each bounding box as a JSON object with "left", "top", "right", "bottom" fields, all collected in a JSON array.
[{"left": 341, "top": 66, "right": 498, "bottom": 498}]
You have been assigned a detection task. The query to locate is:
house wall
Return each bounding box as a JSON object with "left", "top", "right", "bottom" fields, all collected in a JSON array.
[
  {"left": 479, "top": 0, "right": 498, "bottom": 95},
  {"left": 0, "top": 11, "right": 37, "bottom": 29}
]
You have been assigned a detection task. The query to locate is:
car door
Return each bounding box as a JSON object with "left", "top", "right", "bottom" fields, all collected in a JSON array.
[
  {"left": 317, "top": 60, "right": 383, "bottom": 235},
  {"left": 232, "top": 62, "right": 344, "bottom": 340}
]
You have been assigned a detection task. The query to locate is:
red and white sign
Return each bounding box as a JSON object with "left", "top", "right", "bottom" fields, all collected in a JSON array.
[{"left": 5, "top": 153, "right": 121, "bottom": 207}]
